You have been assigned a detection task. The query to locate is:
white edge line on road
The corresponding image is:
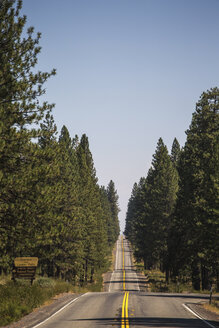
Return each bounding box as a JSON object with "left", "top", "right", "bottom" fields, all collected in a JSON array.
[
  {"left": 31, "top": 292, "right": 89, "bottom": 328},
  {"left": 183, "top": 303, "right": 217, "bottom": 328}
]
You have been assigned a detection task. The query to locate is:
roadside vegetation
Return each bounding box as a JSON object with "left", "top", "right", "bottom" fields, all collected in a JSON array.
[
  {"left": 0, "top": 0, "right": 120, "bottom": 287},
  {"left": 0, "top": 2, "right": 120, "bottom": 325},
  {"left": 203, "top": 301, "right": 219, "bottom": 316},
  {"left": 125, "top": 88, "right": 219, "bottom": 292},
  {"left": 135, "top": 262, "right": 208, "bottom": 293},
  {"left": 135, "top": 261, "right": 219, "bottom": 315},
  {"left": 0, "top": 277, "right": 73, "bottom": 327},
  {"left": 0, "top": 261, "right": 110, "bottom": 327}
]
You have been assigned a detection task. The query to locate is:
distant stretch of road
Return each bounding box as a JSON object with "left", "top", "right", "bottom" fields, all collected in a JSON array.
[
  {"left": 109, "top": 236, "right": 140, "bottom": 292},
  {"left": 35, "top": 235, "right": 218, "bottom": 328}
]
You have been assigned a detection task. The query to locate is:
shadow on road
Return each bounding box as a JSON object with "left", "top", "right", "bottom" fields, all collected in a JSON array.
[
  {"left": 136, "top": 293, "right": 210, "bottom": 300},
  {"left": 66, "top": 316, "right": 218, "bottom": 327},
  {"left": 105, "top": 279, "right": 145, "bottom": 284},
  {"left": 128, "top": 317, "right": 218, "bottom": 327}
]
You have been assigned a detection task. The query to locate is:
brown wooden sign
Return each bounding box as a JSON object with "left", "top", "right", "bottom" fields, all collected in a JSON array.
[
  {"left": 14, "top": 257, "right": 38, "bottom": 267},
  {"left": 12, "top": 257, "right": 38, "bottom": 285}
]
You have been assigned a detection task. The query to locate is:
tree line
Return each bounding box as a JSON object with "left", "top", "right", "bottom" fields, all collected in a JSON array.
[
  {"left": 125, "top": 88, "right": 219, "bottom": 291},
  {"left": 0, "top": 0, "right": 120, "bottom": 282}
]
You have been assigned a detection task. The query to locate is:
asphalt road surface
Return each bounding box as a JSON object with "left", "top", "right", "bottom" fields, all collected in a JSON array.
[{"left": 34, "top": 236, "right": 218, "bottom": 328}]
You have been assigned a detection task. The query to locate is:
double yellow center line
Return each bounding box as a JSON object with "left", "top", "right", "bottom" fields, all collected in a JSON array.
[
  {"left": 121, "top": 291, "right": 129, "bottom": 328},
  {"left": 121, "top": 238, "right": 129, "bottom": 327}
]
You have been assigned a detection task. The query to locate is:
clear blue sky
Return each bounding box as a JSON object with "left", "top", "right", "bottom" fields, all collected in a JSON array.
[{"left": 22, "top": 0, "right": 219, "bottom": 231}]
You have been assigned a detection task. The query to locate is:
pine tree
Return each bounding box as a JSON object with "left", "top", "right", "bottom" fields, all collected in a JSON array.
[
  {"left": 106, "top": 180, "right": 120, "bottom": 243},
  {"left": 0, "top": 0, "right": 118, "bottom": 282},
  {"left": 76, "top": 134, "right": 108, "bottom": 283},
  {"left": 33, "top": 113, "right": 62, "bottom": 277},
  {"left": 170, "top": 138, "right": 181, "bottom": 166},
  {"left": 100, "top": 186, "right": 115, "bottom": 248},
  {"left": 125, "top": 182, "right": 138, "bottom": 244},
  {"left": 125, "top": 139, "right": 179, "bottom": 277},
  {"left": 171, "top": 88, "right": 219, "bottom": 290},
  {"left": 0, "top": 0, "right": 55, "bottom": 272},
  {"left": 147, "top": 138, "right": 178, "bottom": 273},
  {"left": 130, "top": 177, "right": 148, "bottom": 265},
  {"left": 56, "top": 126, "right": 84, "bottom": 281}
]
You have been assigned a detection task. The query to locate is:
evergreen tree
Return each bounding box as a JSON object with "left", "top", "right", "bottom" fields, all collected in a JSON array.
[
  {"left": 0, "top": 0, "right": 118, "bottom": 282},
  {"left": 125, "top": 139, "right": 179, "bottom": 278},
  {"left": 145, "top": 138, "right": 178, "bottom": 273},
  {"left": 106, "top": 180, "right": 120, "bottom": 243},
  {"left": 56, "top": 125, "right": 84, "bottom": 281},
  {"left": 170, "top": 138, "right": 181, "bottom": 166},
  {"left": 171, "top": 88, "right": 219, "bottom": 290},
  {"left": 99, "top": 186, "right": 115, "bottom": 247},
  {"left": 129, "top": 177, "right": 148, "bottom": 264},
  {"left": 0, "top": 0, "right": 55, "bottom": 272},
  {"left": 125, "top": 182, "right": 138, "bottom": 244},
  {"left": 76, "top": 134, "right": 108, "bottom": 283},
  {"left": 33, "top": 113, "right": 62, "bottom": 277}
]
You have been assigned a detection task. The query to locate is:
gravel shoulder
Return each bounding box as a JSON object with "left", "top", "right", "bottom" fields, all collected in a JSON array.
[{"left": 186, "top": 302, "right": 219, "bottom": 328}]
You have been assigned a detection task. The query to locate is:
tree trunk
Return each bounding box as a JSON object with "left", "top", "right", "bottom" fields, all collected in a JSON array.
[
  {"left": 216, "top": 269, "right": 219, "bottom": 292},
  {"left": 90, "top": 266, "right": 94, "bottom": 283},
  {"left": 166, "top": 268, "right": 170, "bottom": 283},
  {"left": 192, "top": 261, "right": 200, "bottom": 291},
  {"left": 56, "top": 266, "right": 61, "bottom": 279},
  {"left": 47, "top": 260, "right": 54, "bottom": 277},
  {"left": 85, "top": 259, "right": 88, "bottom": 283},
  {"left": 201, "top": 263, "right": 209, "bottom": 290}
]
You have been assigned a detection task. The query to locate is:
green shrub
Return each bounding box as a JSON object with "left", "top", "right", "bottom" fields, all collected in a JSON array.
[
  {"left": 0, "top": 278, "right": 74, "bottom": 327},
  {"left": 0, "top": 263, "right": 110, "bottom": 327},
  {"left": 35, "top": 277, "right": 56, "bottom": 288}
]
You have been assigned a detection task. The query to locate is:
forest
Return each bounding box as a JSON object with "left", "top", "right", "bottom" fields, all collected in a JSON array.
[
  {"left": 0, "top": 0, "right": 120, "bottom": 283},
  {"left": 125, "top": 88, "right": 219, "bottom": 291},
  {"left": 1, "top": 0, "right": 218, "bottom": 292}
]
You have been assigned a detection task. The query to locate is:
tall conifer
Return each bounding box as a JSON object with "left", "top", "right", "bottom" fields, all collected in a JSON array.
[
  {"left": 106, "top": 180, "right": 120, "bottom": 243},
  {"left": 171, "top": 88, "right": 219, "bottom": 290},
  {"left": 0, "top": 0, "right": 55, "bottom": 271}
]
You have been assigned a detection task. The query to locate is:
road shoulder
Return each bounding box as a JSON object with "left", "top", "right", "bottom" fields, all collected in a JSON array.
[{"left": 184, "top": 302, "right": 219, "bottom": 328}]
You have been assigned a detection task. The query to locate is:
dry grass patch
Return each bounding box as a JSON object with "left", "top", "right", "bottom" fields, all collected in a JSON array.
[{"left": 203, "top": 300, "right": 219, "bottom": 315}]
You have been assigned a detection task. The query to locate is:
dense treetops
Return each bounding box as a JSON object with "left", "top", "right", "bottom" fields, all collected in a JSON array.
[
  {"left": 125, "top": 88, "right": 219, "bottom": 291},
  {"left": 0, "top": 0, "right": 120, "bottom": 282}
]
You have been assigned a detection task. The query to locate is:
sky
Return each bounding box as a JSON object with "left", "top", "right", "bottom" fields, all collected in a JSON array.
[{"left": 21, "top": 0, "right": 219, "bottom": 232}]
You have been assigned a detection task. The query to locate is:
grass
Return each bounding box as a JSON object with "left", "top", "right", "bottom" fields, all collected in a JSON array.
[
  {"left": 0, "top": 272, "right": 107, "bottom": 327},
  {"left": 0, "top": 257, "right": 112, "bottom": 327},
  {"left": 204, "top": 300, "right": 219, "bottom": 315},
  {"left": 0, "top": 277, "right": 73, "bottom": 327}
]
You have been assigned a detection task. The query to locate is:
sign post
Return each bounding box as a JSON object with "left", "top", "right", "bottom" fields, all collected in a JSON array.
[
  {"left": 12, "top": 257, "right": 38, "bottom": 285},
  {"left": 209, "top": 286, "right": 213, "bottom": 304}
]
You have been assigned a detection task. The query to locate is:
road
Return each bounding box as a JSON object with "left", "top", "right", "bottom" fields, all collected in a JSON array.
[
  {"left": 108, "top": 236, "right": 140, "bottom": 292},
  {"left": 35, "top": 236, "right": 218, "bottom": 328}
]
